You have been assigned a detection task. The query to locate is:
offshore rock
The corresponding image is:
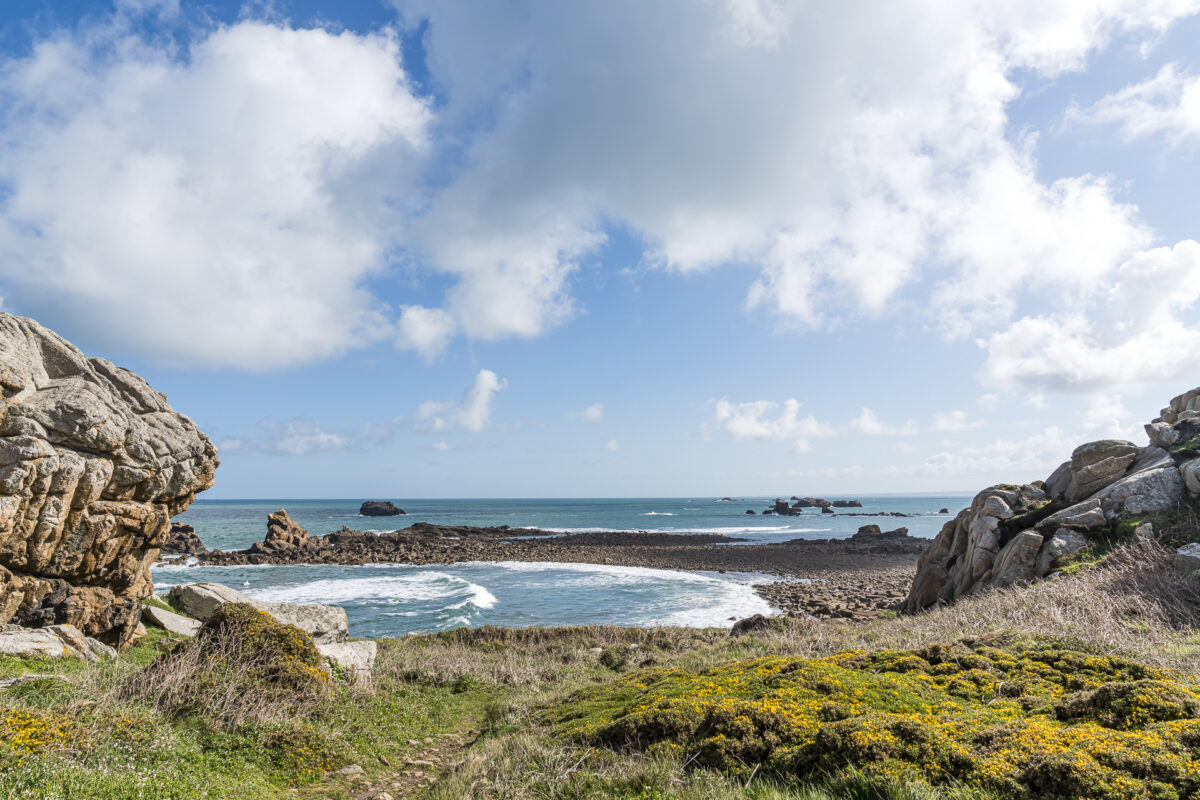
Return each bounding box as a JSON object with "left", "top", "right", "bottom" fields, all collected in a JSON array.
[
  {"left": 251, "top": 509, "right": 310, "bottom": 554},
  {"left": 0, "top": 314, "right": 218, "bottom": 645},
  {"left": 360, "top": 500, "right": 404, "bottom": 517}
]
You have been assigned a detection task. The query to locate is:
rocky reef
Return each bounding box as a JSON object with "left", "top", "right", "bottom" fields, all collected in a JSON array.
[
  {"left": 904, "top": 387, "right": 1200, "bottom": 612},
  {"left": 0, "top": 314, "right": 218, "bottom": 644}
]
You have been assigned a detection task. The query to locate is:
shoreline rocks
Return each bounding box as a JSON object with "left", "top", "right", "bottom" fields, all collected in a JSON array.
[
  {"left": 169, "top": 582, "right": 348, "bottom": 644},
  {"left": 904, "top": 386, "right": 1200, "bottom": 613},
  {"left": 162, "top": 523, "right": 207, "bottom": 556},
  {"left": 0, "top": 314, "right": 218, "bottom": 646}
]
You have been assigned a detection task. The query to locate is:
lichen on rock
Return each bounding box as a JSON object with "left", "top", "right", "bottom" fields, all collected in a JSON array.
[{"left": 0, "top": 314, "right": 218, "bottom": 645}]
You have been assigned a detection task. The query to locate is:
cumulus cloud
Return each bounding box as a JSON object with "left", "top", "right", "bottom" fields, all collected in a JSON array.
[
  {"left": 981, "top": 241, "right": 1200, "bottom": 391},
  {"left": 3, "top": 2, "right": 1199, "bottom": 372},
  {"left": 230, "top": 417, "right": 408, "bottom": 455},
  {"left": 400, "top": 0, "right": 1194, "bottom": 346},
  {"left": 1070, "top": 63, "right": 1200, "bottom": 145},
  {"left": 577, "top": 403, "right": 605, "bottom": 423},
  {"left": 416, "top": 369, "right": 507, "bottom": 433},
  {"left": 604, "top": 439, "right": 618, "bottom": 451},
  {"left": 0, "top": 17, "right": 432, "bottom": 369},
  {"left": 396, "top": 305, "right": 457, "bottom": 360}
]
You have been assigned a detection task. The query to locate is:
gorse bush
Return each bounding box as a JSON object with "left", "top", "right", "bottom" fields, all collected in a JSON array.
[
  {"left": 121, "top": 603, "right": 329, "bottom": 726},
  {"left": 554, "top": 634, "right": 1200, "bottom": 800}
]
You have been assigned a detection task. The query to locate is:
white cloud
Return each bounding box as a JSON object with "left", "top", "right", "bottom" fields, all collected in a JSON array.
[
  {"left": 578, "top": 403, "right": 605, "bottom": 423},
  {"left": 256, "top": 420, "right": 348, "bottom": 456},
  {"left": 396, "top": 305, "right": 457, "bottom": 359},
  {"left": 704, "top": 399, "right": 835, "bottom": 453},
  {"left": 432, "top": 441, "right": 451, "bottom": 452},
  {"left": 604, "top": 439, "right": 618, "bottom": 451},
  {"left": 931, "top": 410, "right": 975, "bottom": 433},
  {"left": 4, "top": 3, "right": 1199, "bottom": 371},
  {"left": 849, "top": 408, "right": 918, "bottom": 436},
  {"left": 400, "top": 0, "right": 1195, "bottom": 346},
  {"left": 416, "top": 369, "right": 507, "bottom": 433},
  {"left": 0, "top": 19, "right": 431, "bottom": 370},
  {"left": 982, "top": 241, "right": 1200, "bottom": 391},
  {"left": 1070, "top": 63, "right": 1200, "bottom": 145}
]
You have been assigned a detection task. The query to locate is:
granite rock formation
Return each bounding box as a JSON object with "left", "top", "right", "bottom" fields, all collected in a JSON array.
[
  {"left": 0, "top": 314, "right": 218, "bottom": 645},
  {"left": 904, "top": 388, "right": 1200, "bottom": 612}
]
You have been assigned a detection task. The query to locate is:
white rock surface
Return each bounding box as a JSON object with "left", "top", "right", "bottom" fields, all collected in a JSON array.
[
  {"left": 0, "top": 627, "right": 85, "bottom": 659},
  {"left": 142, "top": 603, "right": 201, "bottom": 637},
  {"left": 169, "top": 582, "right": 348, "bottom": 644},
  {"left": 1182, "top": 460, "right": 1200, "bottom": 495},
  {"left": 1093, "top": 465, "right": 1184, "bottom": 516},
  {"left": 316, "top": 640, "right": 377, "bottom": 683}
]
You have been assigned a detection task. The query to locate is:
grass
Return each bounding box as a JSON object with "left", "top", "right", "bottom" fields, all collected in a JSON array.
[{"left": 3, "top": 533, "right": 1200, "bottom": 798}]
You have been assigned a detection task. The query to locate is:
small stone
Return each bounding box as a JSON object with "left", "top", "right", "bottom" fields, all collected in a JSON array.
[
  {"left": 1174, "top": 543, "right": 1200, "bottom": 577},
  {"left": 334, "top": 764, "right": 364, "bottom": 775}
]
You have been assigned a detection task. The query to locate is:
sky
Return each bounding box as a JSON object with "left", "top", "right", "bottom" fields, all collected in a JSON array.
[{"left": 0, "top": 0, "right": 1198, "bottom": 498}]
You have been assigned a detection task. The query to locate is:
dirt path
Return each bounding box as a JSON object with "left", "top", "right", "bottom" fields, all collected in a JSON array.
[{"left": 347, "top": 723, "right": 478, "bottom": 800}]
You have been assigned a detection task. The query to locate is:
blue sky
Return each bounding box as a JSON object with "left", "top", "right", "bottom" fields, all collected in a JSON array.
[{"left": 0, "top": 0, "right": 1199, "bottom": 498}]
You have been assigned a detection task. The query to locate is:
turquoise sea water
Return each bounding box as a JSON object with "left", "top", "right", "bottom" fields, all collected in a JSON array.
[{"left": 153, "top": 495, "right": 968, "bottom": 637}]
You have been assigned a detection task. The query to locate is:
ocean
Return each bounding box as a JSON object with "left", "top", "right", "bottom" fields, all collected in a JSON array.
[{"left": 152, "top": 495, "right": 967, "bottom": 637}]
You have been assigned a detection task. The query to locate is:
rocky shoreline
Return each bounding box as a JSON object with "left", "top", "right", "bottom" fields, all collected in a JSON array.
[{"left": 175, "top": 513, "right": 926, "bottom": 621}]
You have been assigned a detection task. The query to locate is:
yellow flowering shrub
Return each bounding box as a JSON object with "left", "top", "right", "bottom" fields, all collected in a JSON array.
[
  {"left": 262, "top": 722, "right": 347, "bottom": 782},
  {"left": 554, "top": 635, "right": 1200, "bottom": 799},
  {"left": 0, "top": 708, "right": 79, "bottom": 757}
]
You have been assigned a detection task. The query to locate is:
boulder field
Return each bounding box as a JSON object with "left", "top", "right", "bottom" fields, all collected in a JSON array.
[
  {"left": 904, "top": 387, "right": 1200, "bottom": 612},
  {"left": 0, "top": 314, "right": 218, "bottom": 645}
]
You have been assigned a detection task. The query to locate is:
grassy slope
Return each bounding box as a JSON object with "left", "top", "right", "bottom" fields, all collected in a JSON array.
[{"left": 2, "top": 533, "right": 1200, "bottom": 799}]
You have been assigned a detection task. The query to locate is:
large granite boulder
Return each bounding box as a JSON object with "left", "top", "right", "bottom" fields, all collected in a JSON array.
[
  {"left": 905, "top": 386, "right": 1200, "bottom": 613},
  {"left": 0, "top": 314, "right": 218, "bottom": 645}
]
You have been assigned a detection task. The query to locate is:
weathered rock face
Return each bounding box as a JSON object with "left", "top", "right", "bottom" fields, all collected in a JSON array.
[
  {"left": 0, "top": 314, "right": 218, "bottom": 645},
  {"left": 250, "top": 509, "right": 310, "bottom": 554},
  {"left": 904, "top": 386, "right": 1200, "bottom": 613}
]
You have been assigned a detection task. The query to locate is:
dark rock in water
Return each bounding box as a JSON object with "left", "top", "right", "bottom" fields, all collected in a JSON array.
[
  {"left": 792, "top": 497, "right": 833, "bottom": 508},
  {"left": 744, "top": 510, "right": 756, "bottom": 515},
  {"left": 820, "top": 507, "right": 835, "bottom": 514},
  {"left": 162, "top": 524, "right": 207, "bottom": 556},
  {"left": 852, "top": 525, "right": 910, "bottom": 540},
  {"left": 939, "top": 508, "right": 950, "bottom": 514},
  {"left": 772, "top": 499, "right": 803, "bottom": 516},
  {"left": 360, "top": 501, "right": 405, "bottom": 517},
  {"left": 831, "top": 499, "right": 863, "bottom": 508}
]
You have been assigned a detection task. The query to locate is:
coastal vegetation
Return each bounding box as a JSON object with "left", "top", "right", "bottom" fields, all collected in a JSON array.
[{"left": 3, "top": 533, "right": 1200, "bottom": 799}]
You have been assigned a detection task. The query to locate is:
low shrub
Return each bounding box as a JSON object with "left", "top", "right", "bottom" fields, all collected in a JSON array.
[
  {"left": 553, "top": 635, "right": 1200, "bottom": 799},
  {"left": 121, "top": 603, "right": 329, "bottom": 726}
]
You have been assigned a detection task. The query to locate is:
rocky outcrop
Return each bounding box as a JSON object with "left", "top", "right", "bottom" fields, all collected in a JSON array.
[
  {"left": 904, "top": 387, "right": 1200, "bottom": 612},
  {"left": 832, "top": 500, "right": 863, "bottom": 508},
  {"left": 0, "top": 314, "right": 218, "bottom": 645},
  {"left": 161, "top": 523, "right": 207, "bottom": 556},
  {"left": 360, "top": 500, "right": 404, "bottom": 517},
  {"left": 249, "top": 509, "right": 310, "bottom": 554}
]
